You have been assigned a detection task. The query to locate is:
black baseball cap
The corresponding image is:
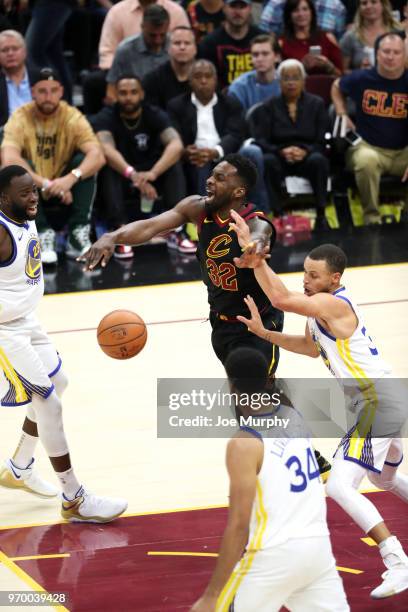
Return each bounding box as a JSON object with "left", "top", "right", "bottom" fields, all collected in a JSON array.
[{"left": 31, "top": 67, "right": 62, "bottom": 86}]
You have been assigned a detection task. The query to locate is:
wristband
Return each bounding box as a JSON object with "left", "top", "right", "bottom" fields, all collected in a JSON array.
[{"left": 124, "top": 166, "right": 135, "bottom": 179}]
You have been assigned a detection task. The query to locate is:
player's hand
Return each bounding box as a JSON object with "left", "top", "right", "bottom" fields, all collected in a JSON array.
[
  {"left": 81, "top": 233, "right": 115, "bottom": 269},
  {"left": 228, "top": 209, "right": 252, "bottom": 249},
  {"left": 189, "top": 595, "right": 217, "bottom": 611},
  {"left": 237, "top": 295, "right": 268, "bottom": 337}
]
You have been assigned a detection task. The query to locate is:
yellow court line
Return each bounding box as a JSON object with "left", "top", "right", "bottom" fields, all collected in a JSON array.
[
  {"left": 0, "top": 551, "right": 70, "bottom": 612},
  {"left": 147, "top": 551, "right": 363, "bottom": 575},
  {"left": 336, "top": 566, "right": 363, "bottom": 575},
  {"left": 9, "top": 554, "right": 71, "bottom": 561},
  {"left": 361, "top": 537, "right": 377, "bottom": 547},
  {"left": 148, "top": 551, "right": 218, "bottom": 558},
  {"left": 0, "top": 503, "right": 229, "bottom": 531}
]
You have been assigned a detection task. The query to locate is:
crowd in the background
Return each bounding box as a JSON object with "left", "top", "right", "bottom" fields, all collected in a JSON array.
[{"left": 0, "top": 0, "right": 407, "bottom": 264}]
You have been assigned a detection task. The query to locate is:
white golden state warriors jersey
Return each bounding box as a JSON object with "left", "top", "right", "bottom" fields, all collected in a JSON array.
[
  {"left": 247, "top": 432, "right": 328, "bottom": 552},
  {"left": 307, "top": 286, "right": 392, "bottom": 383},
  {"left": 0, "top": 212, "right": 43, "bottom": 324}
]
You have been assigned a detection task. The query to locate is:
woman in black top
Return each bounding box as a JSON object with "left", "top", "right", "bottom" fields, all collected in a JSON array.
[{"left": 251, "top": 58, "right": 331, "bottom": 230}]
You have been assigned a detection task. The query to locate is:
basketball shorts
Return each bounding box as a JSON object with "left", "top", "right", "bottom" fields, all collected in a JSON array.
[
  {"left": 210, "top": 307, "right": 284, "bottom": 376},
  {"left": 335, "top": 433, "right": 403, "bottom": 474},
  {"left": 0, "top": 311, "right": 61, "bottom": 406},
  {"left": 217, "top": 535, "right": 349, "bottom": 612}
]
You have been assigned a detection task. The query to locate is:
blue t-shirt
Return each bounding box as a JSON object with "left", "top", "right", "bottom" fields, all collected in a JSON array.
[
  {"left": 339, "top": 68, "right": 408, "bottom": 150},
  {"left": 228, "top": 71, "right": 281, "bottom": 112}
]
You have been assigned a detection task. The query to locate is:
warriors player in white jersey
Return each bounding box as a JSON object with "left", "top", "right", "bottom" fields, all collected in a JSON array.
[
  {"left": 191, "top": 347, "right": 349, "bottom": 612},
  {"left": 0, "top": 165, "right": 127, "bottom": 522},
  {"left": 228, "top": 209, "right": 408, "bottom": 599}
]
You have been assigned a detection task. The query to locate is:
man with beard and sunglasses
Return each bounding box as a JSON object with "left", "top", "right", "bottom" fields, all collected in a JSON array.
[{"left": 0, "top": 165, "right": 127, "bottom": 523}]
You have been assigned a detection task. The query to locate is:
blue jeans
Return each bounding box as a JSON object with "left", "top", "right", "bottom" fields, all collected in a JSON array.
[
  {"left": 26, "top": 2, "right": 74, "bottom": 103},
  {"left": 239, "top": 143, "right": 270, "bottom": 212}
]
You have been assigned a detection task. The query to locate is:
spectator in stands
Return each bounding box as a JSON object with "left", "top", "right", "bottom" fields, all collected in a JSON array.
[
  {"left": 0, "top": 29, "right": 33, "bottom": 127},
  {"left": 168, "top": 59, "right": 244, "bottom": 194},
  {"left": 229, "top": 33, "right": 281, "bottom": 212},
  {"left": 331, "top": 31, "right": 408, "bottom": 224},
  {"left": 143, "top": 25, "right": 196, "bottom": 108},
  {"left": 1, "top": 67, "right": 105, "bottom": 263},
  {"left": 229, "top": 33, "right": 281, "bottom": 111},
  {"left": 260, "top": 0, "right": 346, "bottom": 40},
  {"left": 198, "top": 0, "right": 262, "bottom": 88},
  {"left": 187, "top": 0, "right": 225, "bottom": 43},
  {"left": 279, "top": 0, "right": 343, "bottom": 75},
  {"left": 25, "top": 0, "right": 75, "bottom": 103},
  {"left": 91, "top": 75, "right": 192, "bottom": 256},
  {"left": 251, "top": 59, "right": 330, "bottom": 228},
  {"left": 340, "top": 0, "right": 401, "bottom": 71},
  {"left": 99, "top": 0, "right": 189, "bottom": 70},
  {"left": 83, "top": 0, "right": 189, "bottom": 113},
  {"left": 107, "top": 5, "right": 170, "bottom": 90}
]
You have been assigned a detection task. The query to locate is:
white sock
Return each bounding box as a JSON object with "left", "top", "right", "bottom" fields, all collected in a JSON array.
[
  {"left": 379, "top": 536, "right": 408, "bottom": 569},
  {"left": 55, "top": 467, "right": 82, "bottom": 500},
  {"left": 12, "top": 432, "right": 38, "bottom": 469}
]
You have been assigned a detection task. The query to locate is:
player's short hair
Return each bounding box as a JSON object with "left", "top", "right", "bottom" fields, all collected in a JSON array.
[
  {"left": 222, "top": 153, "right": 258, "bottom": 193},
  {"left": 142, "top": 4, "right": 170, "bottom": 26},
  {"left": 0, "top": 165, "right": 29, "bottom": 195},
  {"left": 225, "top": 347, "right": 269, "bottom": 394},
  {"left": 307, "top": 244, "right": 347, "bottom": 274},
  {"left": 115, "top": 74, "right": 142, "bottom": 87}
]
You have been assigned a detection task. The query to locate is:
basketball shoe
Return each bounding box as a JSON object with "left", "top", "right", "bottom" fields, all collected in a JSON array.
[
  {"left": 314, "top": 450, "right": 331, "bottom": 483},
  {"left": 0, "top": 458, "right": 58, "bottom": 497},
  {"left": 371, "top": 565, "right": 408, "bottom": 599},
  {"left": 61, "top": 486, "right": 128, "bottom": 523}
]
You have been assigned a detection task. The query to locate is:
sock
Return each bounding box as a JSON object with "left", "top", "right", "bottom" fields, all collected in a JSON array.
[
  {"left": 379, "top": 536, "right": 408, "bottom": 569},
  {"left": 55, "top": 467, "right": 82, "bottom": 500},
  {"left": 12, "top": 432, "right": 38, "bottom": 469}
]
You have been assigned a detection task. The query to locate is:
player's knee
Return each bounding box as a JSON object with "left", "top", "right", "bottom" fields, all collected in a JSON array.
[
  {"left": 53, "top": 369, "right": 68, "bottom": 398},
  {"left": 367, "top": 470, "right": 395, "bottom": 492},
  {"left": 326, "top": 473, "right": 349, "bottom": 504}
]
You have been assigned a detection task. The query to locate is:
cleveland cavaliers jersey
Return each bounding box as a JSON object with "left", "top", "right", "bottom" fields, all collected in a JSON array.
[
  {"left": 307, "top": 286, "right": 392, "bottom": 384},
  {"left": 246, "top": 419, "right": 328, "bottom": 551},
  {"left": 0, "top": 211, "right": 43, "bottom": 324},
  {"left": 196, "top": 204, "right": 278, "bottom": 317}
]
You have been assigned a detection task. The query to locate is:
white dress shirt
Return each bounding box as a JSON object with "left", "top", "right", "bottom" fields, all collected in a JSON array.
[{"left": 191, "top": 93, "right": 224, "bottom": 159}]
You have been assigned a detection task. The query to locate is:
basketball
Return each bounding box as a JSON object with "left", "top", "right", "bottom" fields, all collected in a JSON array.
[{"left": 97, "top": 310, "right": 147, "bottom": 360}]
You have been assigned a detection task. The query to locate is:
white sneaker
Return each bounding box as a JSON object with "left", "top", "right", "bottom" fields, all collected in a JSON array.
[
  {"left": 371, "top": 565, "right": 408, "bottom": 599},
  {"left": 61, "top": 486, "right": 128, "bottom": 523},
  {"left": 39, "top": 229, "right": 57, "bottom": 265},
  {"left": 0, "top": 458, "right": 58, "bottom": 498},
  {"left": 65, "top": 224, "right": 91, "bottom": 259}
]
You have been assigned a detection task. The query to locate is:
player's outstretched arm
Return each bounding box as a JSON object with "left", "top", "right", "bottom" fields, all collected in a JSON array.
[
  {"left": 190, "top": 435, "right": 261, "bottom": 612},
  {"left": 237, "top": 297, "right": 319, "bottom": 357},
  {"left": 83, "top": 195, "right": 205, "bottom": 270}
]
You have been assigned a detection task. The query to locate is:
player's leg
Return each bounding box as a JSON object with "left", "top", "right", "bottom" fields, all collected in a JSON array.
[
  {"left": 367, "top": 438, "right": 408, "bottom": 502},
  {"left": 285, "top": 537, "right": 349, "bottom": 612},
  {"left": 326, "top": 449, "right": 408, "bottom": 598}
]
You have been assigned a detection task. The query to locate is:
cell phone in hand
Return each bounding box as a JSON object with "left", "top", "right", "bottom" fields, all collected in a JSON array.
[
  {"left": 345, "top": 130, "right": 362, "bottom": 146},
  {"left": 309, "top": 46, "right": 322, "bottom": 56}
]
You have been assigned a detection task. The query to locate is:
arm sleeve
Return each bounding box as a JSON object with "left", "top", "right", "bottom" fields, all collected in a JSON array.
[
  {"left": 1, "top": 111, "right": 24, "bottom": 150},
  {"left": 98, "top": 8, "right": 122, "bottom": 70},
  {"left": 72, "top": 112, "right": 100, "bottom": 148}
]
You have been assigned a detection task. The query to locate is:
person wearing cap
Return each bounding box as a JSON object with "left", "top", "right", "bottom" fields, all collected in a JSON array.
[
  {"left": 198, "top": 0, "right": 262, "bottom": 88},
  {"left": 0, "top": 67, "right": 105, "bottom": 264}
]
